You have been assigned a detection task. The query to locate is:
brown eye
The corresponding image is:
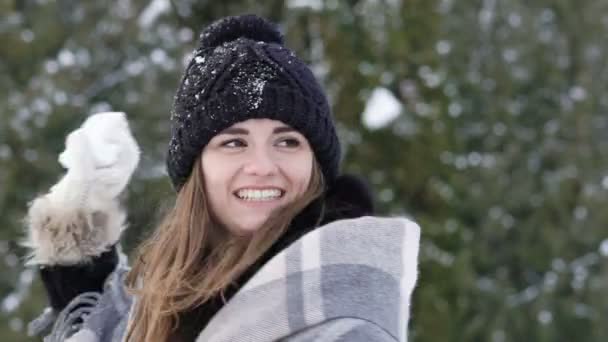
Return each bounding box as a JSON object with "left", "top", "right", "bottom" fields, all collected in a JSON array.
[
  {"left": 276, "top": 138, "right": 301, "bottom": 148},
  {"left": 221, "top": 139, "right": 246, "bottom": 148}
]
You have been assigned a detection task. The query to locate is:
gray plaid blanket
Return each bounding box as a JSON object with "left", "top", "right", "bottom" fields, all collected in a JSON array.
[{"left": 45, "top": 216, "right": 420, "bottom": 342}]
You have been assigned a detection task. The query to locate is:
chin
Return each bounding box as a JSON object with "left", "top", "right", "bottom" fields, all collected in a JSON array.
[{"left": 230, "top": 221, "right": 265, "bottom": 236}]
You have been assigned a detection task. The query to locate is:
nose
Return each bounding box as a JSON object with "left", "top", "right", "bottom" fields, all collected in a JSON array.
[{"left": 242, "top": 146, "right": 279, "bottom": 176}]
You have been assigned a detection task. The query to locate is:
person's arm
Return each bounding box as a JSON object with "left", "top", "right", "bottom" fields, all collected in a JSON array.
[
  {"left": 39, "top": 248, "right": 119, "bottom": 313},
  {"left": 23, "top": 112, "right": 139, "bottom": 320}
]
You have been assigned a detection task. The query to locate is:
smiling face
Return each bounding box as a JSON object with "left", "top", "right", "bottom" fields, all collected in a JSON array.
[{"left": 200, "top": 119, "right": 314, "bottom": 235}]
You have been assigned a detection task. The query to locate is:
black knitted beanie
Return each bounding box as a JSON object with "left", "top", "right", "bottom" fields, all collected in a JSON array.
[{"left": 167, "top": 15, "right": 341, "bottom": 191}]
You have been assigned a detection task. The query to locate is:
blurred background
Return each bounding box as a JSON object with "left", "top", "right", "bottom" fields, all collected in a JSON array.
[{"left": 1, "top": 0, "right": 608, "bottom": 341}]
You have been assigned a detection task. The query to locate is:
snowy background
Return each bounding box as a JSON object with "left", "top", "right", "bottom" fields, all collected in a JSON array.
[{"left": 1, "top": 0, "right": 608, "bottom": 341}]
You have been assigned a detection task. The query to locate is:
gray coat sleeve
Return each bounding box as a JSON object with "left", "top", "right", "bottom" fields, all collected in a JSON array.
[
  {"left": 41, "top": 265, "right": 133, "bottom": 342},
  {"left": 281, "top": 318, "right": 399, "bottom": 342}
]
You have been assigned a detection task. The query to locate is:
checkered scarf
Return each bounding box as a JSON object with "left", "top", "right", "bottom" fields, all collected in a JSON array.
[{"left": 47, "top": 216, "right": 420, "bottom": 342}]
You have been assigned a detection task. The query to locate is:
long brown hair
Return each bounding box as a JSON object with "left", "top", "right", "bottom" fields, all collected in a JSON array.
[{"left": 124, "top": 156, "right": 324, "bottom": 341}]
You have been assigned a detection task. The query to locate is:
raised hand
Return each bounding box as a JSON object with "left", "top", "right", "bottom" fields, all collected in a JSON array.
[{"left": 24, "top": 112, "right": 140, "bottom": 266}]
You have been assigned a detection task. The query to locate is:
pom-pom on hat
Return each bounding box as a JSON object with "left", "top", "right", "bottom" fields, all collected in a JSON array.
[{"left": 167, "top": 14, "right": 341, "bottom": 191}]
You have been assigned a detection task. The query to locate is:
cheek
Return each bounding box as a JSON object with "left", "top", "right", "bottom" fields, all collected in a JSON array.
[
  {"left": 201, "top": 170, "right": 221, "bottom": 211},
  {"left": 200, "top": 155, "right": 231, "bottom": 205},
  {"left": 286, "top": 156, "right": 313, "bottom": 193},
  {"left": 201, "top": 153, "right": 238, "bottom": 186}
]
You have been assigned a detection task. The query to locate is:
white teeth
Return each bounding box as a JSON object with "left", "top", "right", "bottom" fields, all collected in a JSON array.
[{"left": 236, "top": 189, "right": 283, "bottom": 201}]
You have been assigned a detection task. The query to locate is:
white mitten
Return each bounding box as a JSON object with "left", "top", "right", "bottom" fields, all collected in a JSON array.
[
  {"left": 47, "top": 128, "right": 96, "bottom": 210},
  {"left": 49, "top": 111, "right": 140, "bottom": 210},
  {"left": 25, "top": 112, "right": 140, "bottom": 265},
  {"left": 80, "top": 112, "right": 140, "bottom": 208}
]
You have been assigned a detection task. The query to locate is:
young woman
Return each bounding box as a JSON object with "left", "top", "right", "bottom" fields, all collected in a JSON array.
[{"left": 25, "top": 15, "right": 420, "bottom": 342}]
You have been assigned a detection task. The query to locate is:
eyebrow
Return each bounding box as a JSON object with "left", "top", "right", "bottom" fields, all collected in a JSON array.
[{"left": 220, "top": 126, "right": 296, "bottom": 135}]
